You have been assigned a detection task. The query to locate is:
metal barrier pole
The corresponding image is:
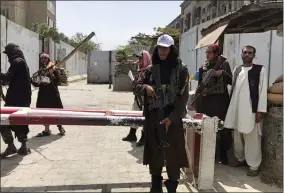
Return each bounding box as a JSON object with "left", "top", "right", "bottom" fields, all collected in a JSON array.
[{"left": 0, "top": 107, "right": 217, "bottom": 191}]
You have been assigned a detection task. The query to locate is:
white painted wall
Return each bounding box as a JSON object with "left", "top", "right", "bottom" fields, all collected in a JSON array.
[
  {"left": 1, "top": 15, "right": 8, "bottom": 72},
  {"left": 223, "top": 31, "right": 283, "bottom": 85},
  {"left": 269, "top": 30, "right": 283, "bottom": 85},
  {"left": 55, "top": 41, "right": 87, "bottom": 77},
  {"left": 180, "top": 19, "right": 283, "bottom": 85},
  {"left": 180, "top": 16, "right": 225, "bottom": 77},
  {"left": 6, "top": 19, "right": 40, "bottom": 75},
  {"left": 180, "top": 26, "right": 197, "bottom": 76},
  {"left": 0, "top": 15, "right": 87, "bottom": 78}
]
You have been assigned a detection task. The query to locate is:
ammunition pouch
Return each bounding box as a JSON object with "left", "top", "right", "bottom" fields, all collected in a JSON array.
[
  {"left": 147, "top": 85, "right": 175, "bottom": 111},
  {"left": 148, "top": 87, "right": 164, "bottom": 111}
]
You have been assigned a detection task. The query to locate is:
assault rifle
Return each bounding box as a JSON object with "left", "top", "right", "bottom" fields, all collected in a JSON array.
[
  {"left": 31, "top": 32, "right": 95, "bottom": 86},
  {"left": 128, "top": 70, "right": 143, "bottom": 110},
  {"left": 148, "top": 63, "right": 169, "bottom": 167},
  {"left": 191, "top": 55, "right": 228, "bottom": 108}
]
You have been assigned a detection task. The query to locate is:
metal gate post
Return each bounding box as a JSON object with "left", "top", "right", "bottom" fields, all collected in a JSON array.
[
  {"left": 197, "top": 116, "right": 218, "bottom": 190},
  {"left": 108, "top": 50, "right": 112, "bottom": 89}
]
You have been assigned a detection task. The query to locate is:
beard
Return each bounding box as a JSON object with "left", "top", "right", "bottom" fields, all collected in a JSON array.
[{"left": 242, "top": 57, "right": 253, "bottom": 63}]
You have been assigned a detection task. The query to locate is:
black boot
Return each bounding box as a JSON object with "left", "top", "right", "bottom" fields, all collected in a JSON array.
[
  {"left": 150, "top": 175, "right": 163, "bottom": 193},
  {"left": 164, "top": 180, "right": 178, "bottom": 193},
  {"left": 58, "top": 125, "right": 66, "bottom": 136},
  {"left": 0, "top": 143, "right": 17, "bottom": 158},
  {"left": 17, "top": 142, "right": 31, "bottom": 155},
  {"left": 122, "top": 128, "right": 137, "bottom": 142},
  {"left": 136, "top": 130, "right": 145, "bottom": 147}
]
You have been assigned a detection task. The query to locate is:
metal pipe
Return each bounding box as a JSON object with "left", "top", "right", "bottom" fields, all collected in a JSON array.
[
  {"left": 0, "top": 107, "right": 143, "bottom": 116},
  {"left": 0, "top": 114, "right": 201, "bottom": 129},
  {"left": 0, "top": 107, "right": 202, "bottom": 129}
]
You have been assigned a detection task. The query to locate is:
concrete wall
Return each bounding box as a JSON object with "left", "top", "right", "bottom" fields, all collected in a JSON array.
[
  {"left": 223, "top": 30, "right": 283, "bottom": 85},
  {"left": 261, "top": 107, "right": 283, "bottom": 188},
  {"left": 0, "top": 14, "right": 87, "bottom": 78},
  {"left": 180, "top": 19, "right": 283, "bottom": 86},
  {"left": 1, "top": 15, "right": 7, "bottom": 72},
  {"left": 179, "top": 16, "right": 223, "bottom": 76},
  {"left": 180, "top": 26, "right": 198, "bottom": 76},
  {"left": 6, "top": 19, "right": 40, "bottom": 75},
  {"left": 1, "top": 14, "right": 39, "bottom": 75},
  {"left": 87, "top": 44, "right": 150, "bottom": 85},
  {"left": 55, "top": 41, "right": 87, "bottom": 77}
]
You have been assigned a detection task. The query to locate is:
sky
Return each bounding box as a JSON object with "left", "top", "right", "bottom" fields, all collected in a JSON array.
[{"left": 56, "top": 1, "right": 182, "bottom": 50}]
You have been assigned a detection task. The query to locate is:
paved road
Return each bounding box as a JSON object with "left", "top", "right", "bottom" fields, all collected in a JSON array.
[{"left": 1, "top": 80, "right": 282, "bottom": 192}]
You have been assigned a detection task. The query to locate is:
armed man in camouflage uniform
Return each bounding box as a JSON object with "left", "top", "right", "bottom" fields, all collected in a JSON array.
[
  {"left": 195, "top": 44, "right": 233, "bottom": 165},
  {"left": 134, "top": 34, "right": 189, "bottom": 193}
]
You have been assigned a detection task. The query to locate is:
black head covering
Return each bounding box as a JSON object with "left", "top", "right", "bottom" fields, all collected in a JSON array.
[
  {"left": 151, "top": 45, "right": 180, "bottom": 84},
  {"left": 3, "top": 43, "right": 26, "bottom": 62}
]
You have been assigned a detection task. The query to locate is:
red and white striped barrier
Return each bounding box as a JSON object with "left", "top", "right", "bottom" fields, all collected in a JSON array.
[
  {"left": 0, "top": 107, "right": 202, "bottom": 128},
  {"left": 0, "top": 106, "right": 218, "bottom": 190}
]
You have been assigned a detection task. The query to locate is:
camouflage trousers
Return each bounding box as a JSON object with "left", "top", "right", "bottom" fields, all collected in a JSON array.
[{"left": 0, "top": 125, "right": 29, "bottom": 144}]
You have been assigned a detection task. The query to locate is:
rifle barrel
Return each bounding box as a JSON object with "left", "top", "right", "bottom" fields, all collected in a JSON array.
[{"left": 55, "top": 32, "right": 95, "bottom": 68}]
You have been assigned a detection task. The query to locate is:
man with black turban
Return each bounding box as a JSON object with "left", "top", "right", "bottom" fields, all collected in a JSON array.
[{"left": 0, "top": 43, "right": 32, "bottom": 158}]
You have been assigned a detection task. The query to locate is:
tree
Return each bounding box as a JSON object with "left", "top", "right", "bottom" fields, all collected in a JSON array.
[
  {"left": 31, "top": 23, "right": 100, "bottom": 54},
  {"left": 127, "top": 27, "right": 180, "bottom": 47},
  {"left": 128, "top": 33, "right": 153, "bottom": 46},
  {"left": 115, "top": 45, "right": 133, "bottom": 61},
  {"left": 69, "top": 32, "right": 100, "bottom": 53},
  {"left": 31, "top": 23, "right": 60, "bottom": 42},
  {"left": 153, "top": 26, "right": 180, "bottom": 37}
]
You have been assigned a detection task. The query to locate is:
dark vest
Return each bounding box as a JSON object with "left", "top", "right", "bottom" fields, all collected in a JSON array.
[{"left": 230, "top": 64, "right": 263, "bottom": 113}]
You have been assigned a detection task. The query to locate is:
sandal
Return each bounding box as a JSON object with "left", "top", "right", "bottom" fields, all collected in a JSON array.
[
  {"left": 36, "top": 131, "right": 51, "bottom": 137},
  {"left": 246, "top": 169, "right": 259, "bottom": 176},
  {"left": 58, "top": 126, "right": 66, "bottom": 136}
]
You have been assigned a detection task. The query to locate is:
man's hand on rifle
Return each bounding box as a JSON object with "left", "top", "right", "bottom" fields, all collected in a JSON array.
[
  {"left": 160, "top": 118, "right": 172, "bottom": 134},
  {"left": 215, "top": 70, "right": 223, "bottom": 77},
  {"left": 146, "top": 85, "right": 155, "bottom": 97}
]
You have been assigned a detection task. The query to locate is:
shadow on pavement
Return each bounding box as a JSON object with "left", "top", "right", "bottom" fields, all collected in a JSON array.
[
  {"left": 1, "top": 182, "right": 152, "bottom": 193},
  {"left": 0, "top": 154, "right": 23, "bottom": 178},
  {"left": 128, "top": 143, "right": 143, "bottom": 164},
  {"left": 1, "top": 134, "right": 63, "bottom": 178}
]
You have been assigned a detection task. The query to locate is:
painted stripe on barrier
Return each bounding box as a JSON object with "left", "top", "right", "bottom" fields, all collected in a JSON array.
[{"left": 0, "top": 114, "right": 10, "bottom": 125}]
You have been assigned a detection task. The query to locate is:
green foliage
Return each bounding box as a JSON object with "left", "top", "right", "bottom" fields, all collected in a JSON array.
[
  {"left": 69, "top": 32, "right": 100, "bottom": 54},
  {"left": 31, "top": 23, "right": 60, "bottom": 42},
  {"left": 31, "top": 23, "right": 100, "bottom": 54},
  {"left": 153, "top": 26, "right": 180, "bottom": 37},
  {"left": 127, "top": 27, "right": 180, "bottom": 47},
  {"left": 128, "top": 33, "right": 153, "bottom": 46},
  {"left": 115, "top": 45, "right": 132, "bottom": 61}
]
